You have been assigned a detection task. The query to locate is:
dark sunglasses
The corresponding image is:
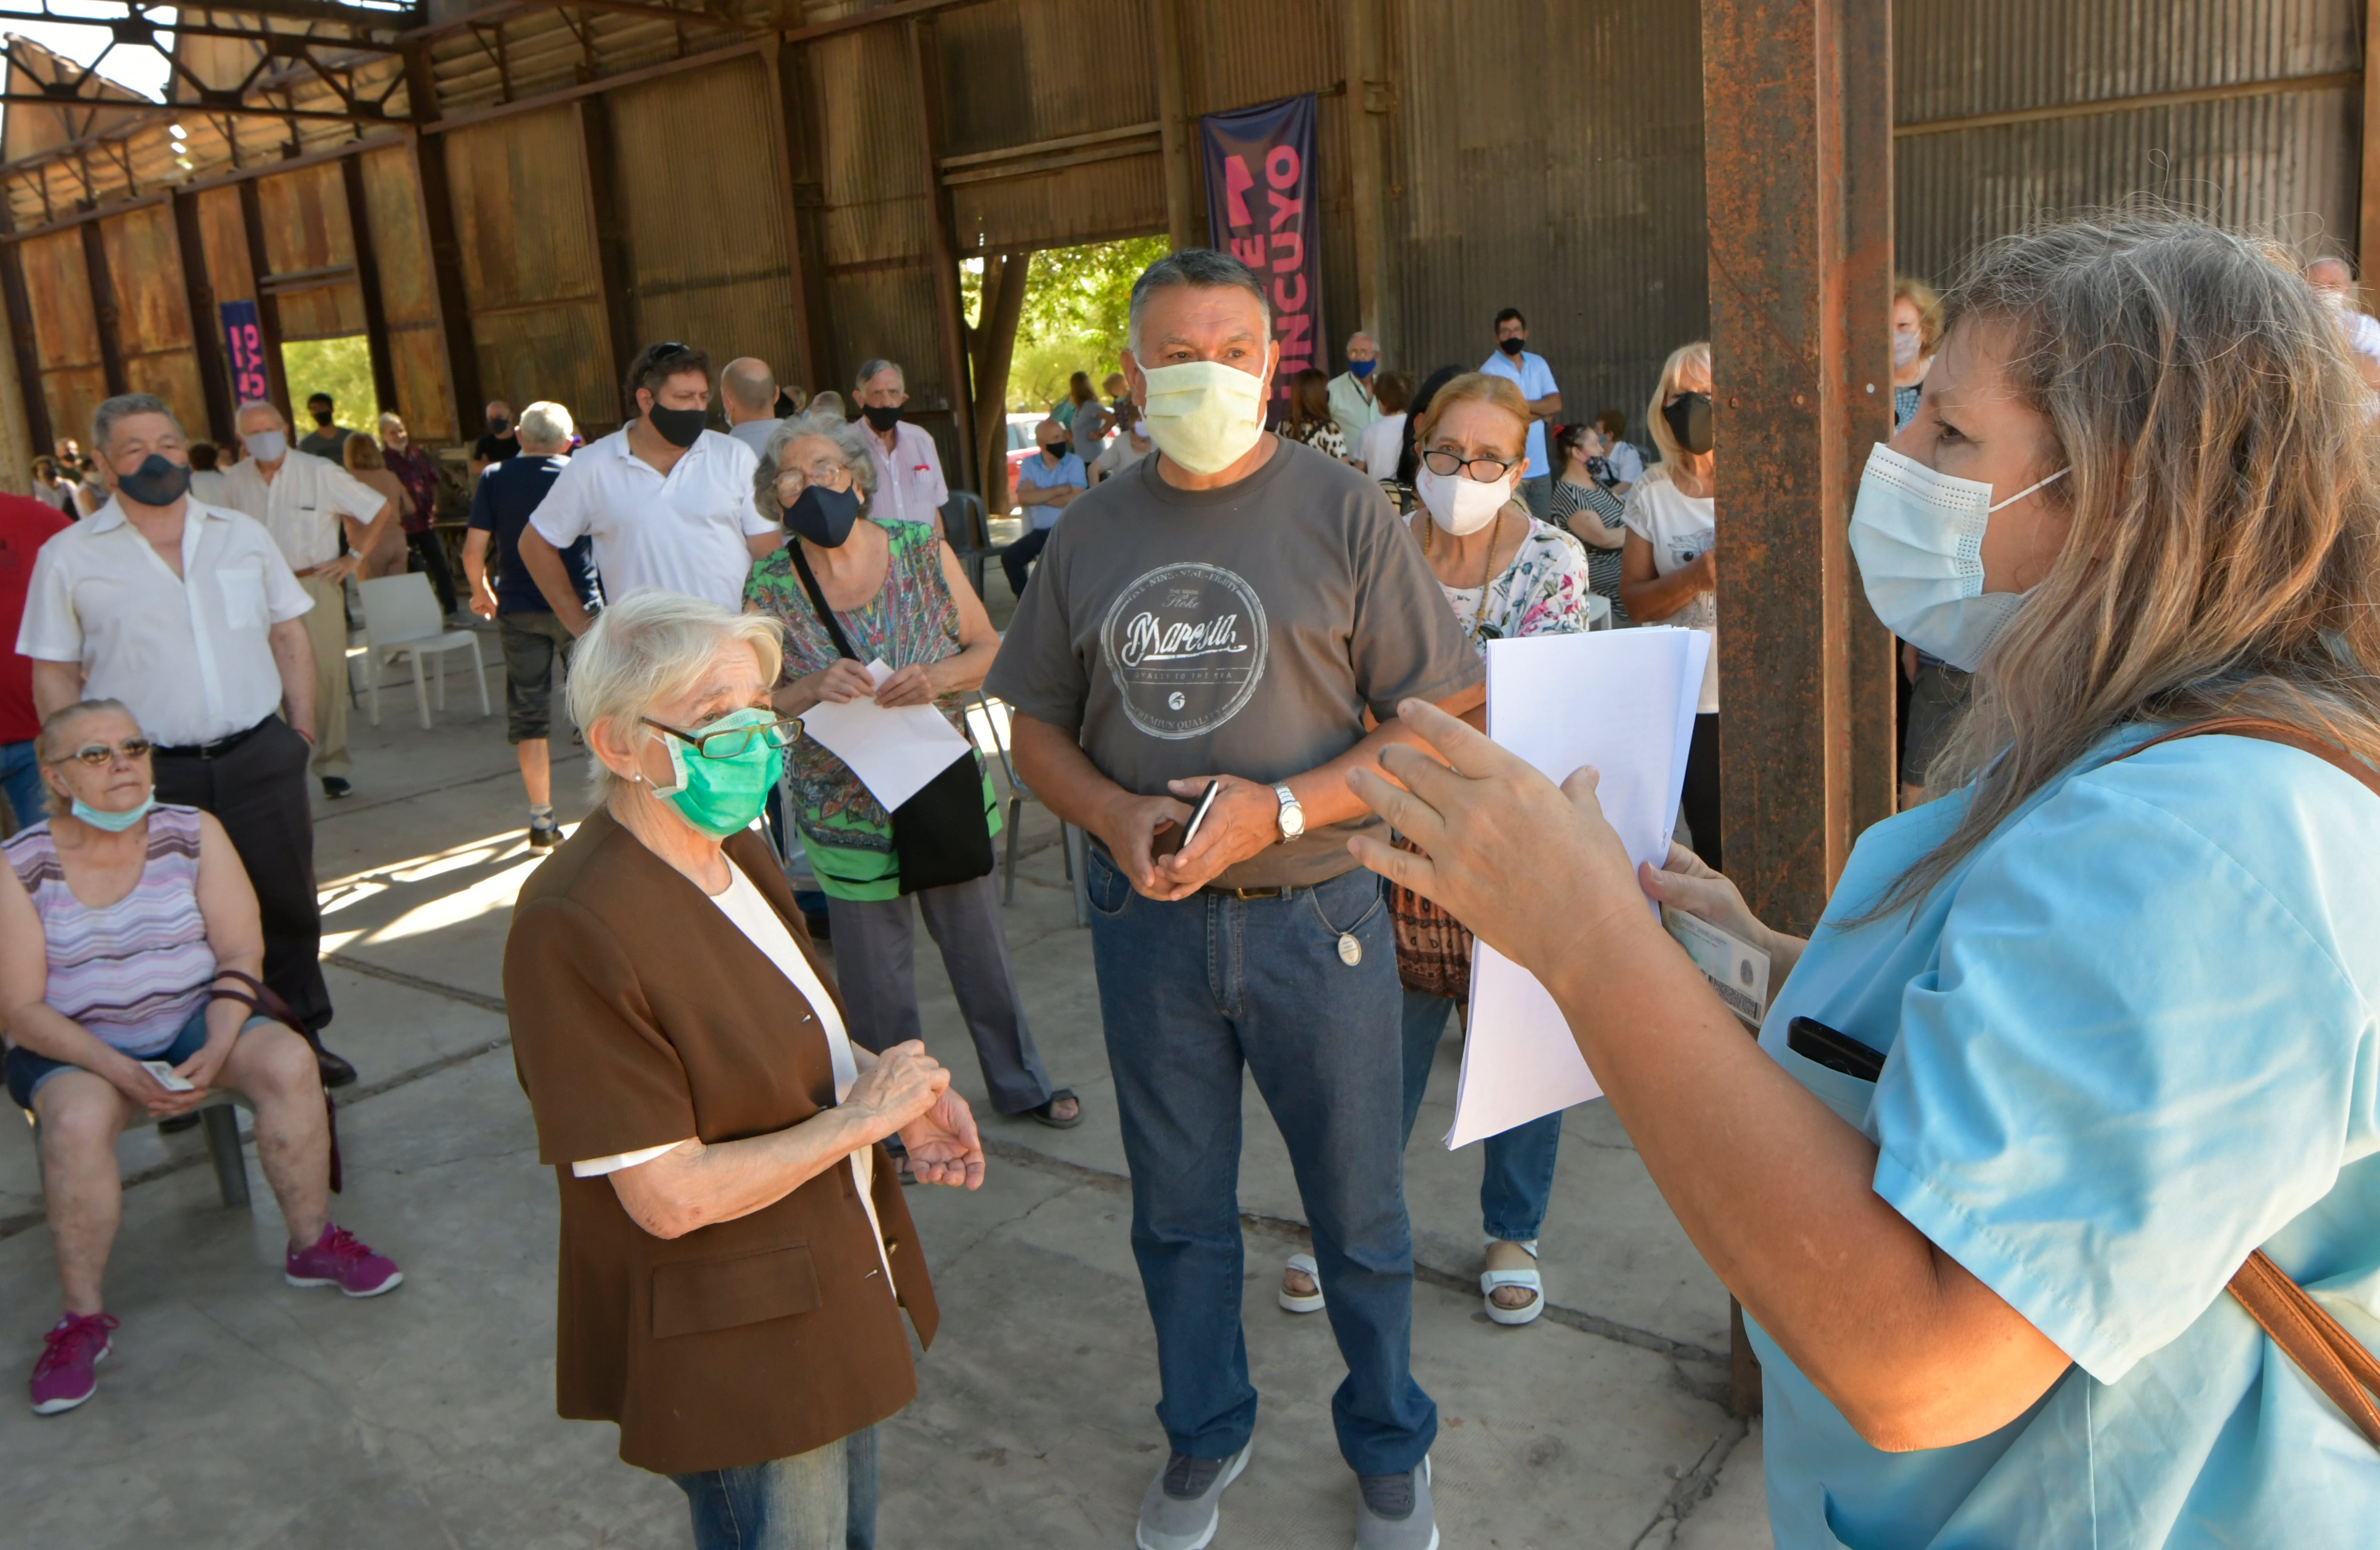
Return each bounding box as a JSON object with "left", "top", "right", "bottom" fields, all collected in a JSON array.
[{"left": 53, "top": 737, "right": 153, "bottom": 766}]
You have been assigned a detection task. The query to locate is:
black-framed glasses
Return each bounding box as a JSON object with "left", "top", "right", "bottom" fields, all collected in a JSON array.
[
  {"left": 53, "top": 737, "right": 153, "bottom": 766},
  {"left": 1420, "top": 447, "right": 1522, "bottom": 484},
  {"left": 643, "top": 716, "right": 799, "bottom": 760}
]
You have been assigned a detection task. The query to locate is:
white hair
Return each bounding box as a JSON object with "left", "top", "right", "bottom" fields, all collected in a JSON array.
[
  {"left": 234, "top": 398, "right": 282, "bottom": 429},
  {"left": 568, "top": 591, "right": 785, "bottom": 803},
  {"left": 754, "top": 411, "right": 876, "bottom": 523},
  {"left": 518, "top": 401, "right": 575, "bottom": 448},
  {"left": 853, "top": 358, "right": 903, "bottom": 392}
]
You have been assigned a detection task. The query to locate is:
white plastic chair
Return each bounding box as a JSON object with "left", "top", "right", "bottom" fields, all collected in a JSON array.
[{"left": 357, "top": 574, "right": 490, "bottom": 729}]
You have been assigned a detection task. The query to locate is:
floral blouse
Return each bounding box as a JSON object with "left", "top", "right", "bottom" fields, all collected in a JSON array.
[
  {"left": 743, "top": 519, "right": 991, "bottom": 901},
  {"left": 1425, "top": 513, "right": 1595, "bottom": 653}
]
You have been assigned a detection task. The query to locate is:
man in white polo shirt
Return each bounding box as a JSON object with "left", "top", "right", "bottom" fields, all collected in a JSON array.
[
  {"left": 853, "top": 356, "right": 950, "bottom": 537},
  {"left": 219, "top": 398, "right": 396, "bottom": 800},
  {"left": 520, "top": 341, "right": 781, "bottom": 632},
  {"left": 21, "top": 392, "right": 354, "bottom": 1085}
]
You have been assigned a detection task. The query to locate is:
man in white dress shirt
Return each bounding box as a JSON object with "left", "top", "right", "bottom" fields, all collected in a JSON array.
[
  {"left": 20, "top": 393, "right": 353, "bottom": 1084},
  {"left": 853, "top": 357, "right": 950, "bottom": 538},
  {"left": 521, "top": 340, "right": 781, "bottom": 632},
  {"left": 219, "top": 399, "right": 396, "bottom": 800}
]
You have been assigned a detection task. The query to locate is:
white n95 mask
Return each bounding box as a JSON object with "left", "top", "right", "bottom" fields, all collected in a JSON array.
[
  {"left": 1138, "top": 360, "right": 1267, "bottom": 474},
  {"left": 1847, "top": 443, "right": 2068, "bottom": 672},
  {"left": 1416, "top": 466, "right": 1513, "bottom": 535}
]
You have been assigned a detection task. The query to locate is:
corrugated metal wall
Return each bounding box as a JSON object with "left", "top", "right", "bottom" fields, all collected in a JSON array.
[
  {"left": 98, "top": 203, "right": 206, "bottom": 424},
  {"left": 357, "top": 145, "right": 459, "bottom": 442},
  {"left": 1894, "top": 0, "right": 2364, "bottom": 284},
  {"left": 255, "top": 161, "right": 367, "bottom": 343},
  {"left": 605, "top": 57, "right": 804, "bottom": 391},
  {"left": 19, "top": 228, "right": 106, "bottom": 450},
  {"left": 1379, "top": 0, "right": 1710, "bottom": 436},
  {"left": 443, "top": 105, "right": 619, "bottom": 424}
]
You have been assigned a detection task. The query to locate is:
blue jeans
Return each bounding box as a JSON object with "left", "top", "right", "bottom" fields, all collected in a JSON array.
[
  {"left": 0, "top": 740, "right": 40, "bottom": 830},
  {"left": 670, "top": 1425, "right": 877, "bottom": 1550},
  {"left": 1399, "top": 991, "right": 1563, "bottom": 1242},
  {"left": 1084, "top": 846, "right": 1436, "bottom": 1477}
]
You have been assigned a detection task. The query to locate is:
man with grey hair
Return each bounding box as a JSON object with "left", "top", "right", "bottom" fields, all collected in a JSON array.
[
  {"left": 220, "top": 398, "right": 396, "bottom": 801},
  {"left": 466, "top": 401, "right": 594, "bottom": 850},
  {"left": 1327, "top": 330, "right": 1383, "bottom": 443},
  {"left": 720, "top": 356, "right": 784, "bottom": 459},
  {"left": 987, "top": 247, "right": 1480, "bottom": 1550},
  {"left": 20, "top": 394, "right": 353, "bottom": 1084},
  {"left": 853, "top": 357, "right": 950, "bottom": 535}
]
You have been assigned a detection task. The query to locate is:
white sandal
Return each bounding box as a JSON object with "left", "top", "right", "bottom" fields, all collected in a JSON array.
[
  {"left": 1480, "top": 1238, "right": 1544, "bottom": 1326},
  {"left": 1279, "top": 1251, "right": 1327, "bottom": 1314}
]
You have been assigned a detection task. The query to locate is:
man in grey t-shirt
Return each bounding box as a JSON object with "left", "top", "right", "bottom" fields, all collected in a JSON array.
[{"left": 988, "top": 250, "right": 1480, "bottom": 1550}]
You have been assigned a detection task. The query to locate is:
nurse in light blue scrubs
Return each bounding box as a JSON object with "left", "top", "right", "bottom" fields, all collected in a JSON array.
[{"left": 1346, "top": 214, "right": 2380, "bottom": 1549}]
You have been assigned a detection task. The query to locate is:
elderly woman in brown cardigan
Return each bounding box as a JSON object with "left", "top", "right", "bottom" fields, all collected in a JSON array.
[{"left": 505, "top": 589, "right": 983, "bottom": 1550}]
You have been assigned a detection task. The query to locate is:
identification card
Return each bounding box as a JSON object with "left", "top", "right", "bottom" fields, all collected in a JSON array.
[
  {"left": 1662, "top": 906, "right": 1771, "bottom": 1027},
  {"left": 138, "top": 1059, "right": 196, "bottom": 1093}
]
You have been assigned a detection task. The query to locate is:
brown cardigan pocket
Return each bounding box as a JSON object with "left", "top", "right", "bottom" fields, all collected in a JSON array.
[{"left": 652, "top": 1244, "right": 822, "bottom": 1338}]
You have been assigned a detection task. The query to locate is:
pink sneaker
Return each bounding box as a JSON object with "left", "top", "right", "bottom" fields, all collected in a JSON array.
[
  {"left": 284, "top": 1224, "right": 404, "bottom": 1297},
  {"left": 30, "top": 1312, "right": 117, "bottom": 1415}
]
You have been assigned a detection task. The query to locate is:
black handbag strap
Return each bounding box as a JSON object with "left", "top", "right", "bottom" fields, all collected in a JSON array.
[{"left": 787, "top": 543, "right": 861, "bottom": 664}]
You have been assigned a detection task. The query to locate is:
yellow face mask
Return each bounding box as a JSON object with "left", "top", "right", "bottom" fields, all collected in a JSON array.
[{"left": 1138, "top": 359, "right": 1268, "bottom": 474}]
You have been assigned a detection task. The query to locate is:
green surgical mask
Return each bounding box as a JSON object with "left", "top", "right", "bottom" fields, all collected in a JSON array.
[
  {"left": 1139, "top": 359, "right": 1268, "bottom": 474},
  {"left": 648, "top": 708, "right": 787, "bottom": 839}
]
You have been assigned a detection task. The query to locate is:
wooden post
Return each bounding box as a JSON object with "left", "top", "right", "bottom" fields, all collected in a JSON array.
[
  {"left": 79, "top": 221, "right": 127, "bottom": 397},
  {"left": 0, "top": 219, "right": 55, "bottom": 463},
  {"left": 1701, "top": 0, "right": 1897, "bottom": 1415},
  {"left": 1341, "top": 0, "right": 1387, "bottom": 346},
  {"left": 761, "top": 35, "right": 828, "bottom": 398},
  {"left": 575, "top": 93, "right": 641, "bottom": 419},
  {"left": 0, "top": 243, "right": 34, "bottom": 492},
  {"left": 170, "top": 190, "right": 235, "bottom": 444},
  {"left": 2363, "top": 0, "right": 2380, "bottom": 272},
  {"left": 770, "top": 40, "right": 836, "bottom": 396},
  {"left": 406, "top": 40, "right": 482, "bottom": 436},
  {"left": 339, "top": 152, "right": 402, "bottom": 423},
  {"left": 1148, "top": 0, "right": 1197, "bottom": 252},
  {"left": 236, "top": 177, "right": 292, "bottom": 420},
  {"left": 907, "top": 16, "right": 977, "bottom": 493}
]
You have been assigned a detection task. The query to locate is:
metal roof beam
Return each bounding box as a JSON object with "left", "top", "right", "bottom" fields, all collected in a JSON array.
[{"left": 0, "top": 8, "right": 408, "bottom": 51}]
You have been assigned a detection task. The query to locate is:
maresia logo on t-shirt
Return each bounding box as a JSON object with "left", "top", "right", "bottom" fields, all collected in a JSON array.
[{"left": 1099, "top": 562, "right": 1269, "bottom": 740}]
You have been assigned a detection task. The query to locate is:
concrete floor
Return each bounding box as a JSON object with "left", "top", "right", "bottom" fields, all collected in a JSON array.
[{"left": 0, "top": 602, "right": 1773, "bottom": 1549}]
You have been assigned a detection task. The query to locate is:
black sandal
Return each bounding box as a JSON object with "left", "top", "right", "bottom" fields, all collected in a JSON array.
[{"left": 1027, "top": 1088, "right": 1084, "bottom": 1129}]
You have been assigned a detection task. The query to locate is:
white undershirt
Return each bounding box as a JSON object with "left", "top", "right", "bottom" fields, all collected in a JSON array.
[{"left": 572, "top": 858, "right": 893, "bottom": 1293}]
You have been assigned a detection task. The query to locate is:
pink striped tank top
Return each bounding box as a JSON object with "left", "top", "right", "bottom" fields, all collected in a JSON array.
[{"left": 4, "top": 806, "right": 216, "bottom": 1057}]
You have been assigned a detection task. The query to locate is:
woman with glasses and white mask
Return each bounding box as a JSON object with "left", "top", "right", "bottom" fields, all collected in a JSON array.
[
  {"left": 2, "top": 700, "right": 400, "bottom": 1417},
  {"left": 1279, "top": 372, "right": 1593, "bottom": 1328},
  {"left": 1891, "top": 275, "right": 1943, "bottom": 433},
  {"left": 506, "top": 591, "right": 982, "bottom": 1549},
  {"left": 744, "top": 415, "right": 1081, "bottom": 1136},
  {"left": 1619, "top": 341, "right": 1721, "bottom": 867}
]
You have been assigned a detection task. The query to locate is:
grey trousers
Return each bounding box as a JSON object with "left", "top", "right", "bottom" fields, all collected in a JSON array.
[{"left": 823, "top": 872, "right": 1056, "bottom": 1115}]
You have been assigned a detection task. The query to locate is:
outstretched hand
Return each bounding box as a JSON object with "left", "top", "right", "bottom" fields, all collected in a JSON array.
[
  {"left": 1344, "top": 699, "right": 1648, "bottom": 979},
  {"left": 898, "top": 1089, "right": 985, "bottom": 1190}
]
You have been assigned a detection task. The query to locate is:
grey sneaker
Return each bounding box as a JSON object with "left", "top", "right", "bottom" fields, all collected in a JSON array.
[
  {"left": 1135, "top": 1439, "right": 1251, "bottom": 1550},
  {"left": 1355, "top": 1456, "right": 1438, "bottom": 1550}
]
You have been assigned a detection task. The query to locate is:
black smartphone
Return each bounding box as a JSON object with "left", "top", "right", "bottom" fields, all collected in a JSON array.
[
  {"left": 1786, "top": 1017, "right": 1887, "bottom": 1083},
  {"left": 1180, "top": 780, "right": 1223, "bottom": 850}
]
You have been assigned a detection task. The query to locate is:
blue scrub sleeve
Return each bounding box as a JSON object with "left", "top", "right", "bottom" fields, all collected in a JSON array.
[{"left": 1868, "top": 775, "right": 2368, "bottom": 1384}]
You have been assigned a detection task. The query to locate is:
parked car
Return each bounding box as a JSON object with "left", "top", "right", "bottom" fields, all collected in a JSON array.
[{"left": 1002, "top": 413, "right": 1042, "bottom": 483}]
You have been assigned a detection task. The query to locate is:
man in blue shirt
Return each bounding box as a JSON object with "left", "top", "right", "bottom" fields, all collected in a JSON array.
[
  {"left": 1002, "top": 418, "right": 1085, "bottom": 601},
  {"left": 463, "top": 401, "right": 600, "bottom": 849},
  {"left": 1479, "top": 307, "right": 1562, "bottom": 520}
]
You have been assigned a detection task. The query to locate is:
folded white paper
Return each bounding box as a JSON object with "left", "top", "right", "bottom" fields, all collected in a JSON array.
[
  {"left": 1445, "top": 628, "right": 1711, "bottom": 1148},
  {"left": 796, "top": 659, "right": 973, "bottom": 812}
]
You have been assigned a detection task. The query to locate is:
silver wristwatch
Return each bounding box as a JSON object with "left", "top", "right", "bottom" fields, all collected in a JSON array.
[{"left": 1273, "top": 783, "right": 1305, "bottom": 841}]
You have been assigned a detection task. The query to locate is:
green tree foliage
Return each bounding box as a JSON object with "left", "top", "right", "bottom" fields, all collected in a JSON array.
[
  {"left": 278, "top": 336, "right": 380, "bottom": 433},
  {"left": 964, "top": 236, "right": 1171, "bottom": 412}
]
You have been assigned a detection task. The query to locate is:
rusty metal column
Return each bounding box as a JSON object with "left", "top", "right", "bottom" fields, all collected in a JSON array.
[
  {"left": 339, "top": 152, "right": 403, "bottom": 424},
  {"left": 1701, "top": 0, "right": 1897, "bottom": 1415},
  {"left": 79, "top": 221, "right": 127, "bottom": 397},
  {"left": 1148, "top": 0, "right": 1197, "bottom": 252},
  {"left": 171, "top": 192, "right": 235, "bottom": 444},
  {"left": 907, "top": 15, "right": 977, "bottom": 495},
  {"left": 236, "top": 178, "right": 292, "bottom": 420},
  {"left": 407, "top": 43, "right": 483, "bottom": 433},
  {"left": 2362, "top": 0, "right": 2380, "bottom": 267}
]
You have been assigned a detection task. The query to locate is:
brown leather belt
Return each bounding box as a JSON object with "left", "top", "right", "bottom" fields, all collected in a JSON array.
[{"left": 1200, "top": 884, "right": 1288, "bottom": 899}]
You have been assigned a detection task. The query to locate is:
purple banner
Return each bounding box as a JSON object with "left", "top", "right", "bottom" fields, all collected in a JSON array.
[
  {"left": 1200, "top": 93, "right": 1321, "bottom": 419},
  {"left": 220, "top": 299, "right": 269, "bottom": 406}
]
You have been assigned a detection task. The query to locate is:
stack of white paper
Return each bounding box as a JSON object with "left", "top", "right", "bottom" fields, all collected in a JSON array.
[
  {"left": 1443, "top": 628, "right": 1710, "bottom": 1148},
  {"left": 796, "top": 659, "right": 974, "bottom": 811}
]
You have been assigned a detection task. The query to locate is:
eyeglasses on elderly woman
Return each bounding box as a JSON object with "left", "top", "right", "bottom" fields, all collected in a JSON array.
[
  {"left": 641, "top": 713, "right": 801, "bottom": 761},
  {"left": 47, "top": 736, "right": 153, "bottom": 766}
]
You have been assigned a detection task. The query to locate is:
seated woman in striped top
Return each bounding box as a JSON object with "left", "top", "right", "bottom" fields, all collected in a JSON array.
[{"left": 0, "top": 700, "right": 403, "bottom": 1418}]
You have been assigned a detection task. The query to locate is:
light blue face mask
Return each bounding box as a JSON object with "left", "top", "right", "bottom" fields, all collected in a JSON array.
[
  {"left": 1848, "top": 444, "right": 2069, "bottom": 671},
  {"left": 71, "top": 789, "right": 154, "bottom": 832}
]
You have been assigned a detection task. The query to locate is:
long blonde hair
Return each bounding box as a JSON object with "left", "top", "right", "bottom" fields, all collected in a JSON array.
[
  {"left": 1888, "top": 212, "right": 2380, "bottom": 912},
  {"left": 1645, "top": 341, "right": 1711, "bottom": 466}
]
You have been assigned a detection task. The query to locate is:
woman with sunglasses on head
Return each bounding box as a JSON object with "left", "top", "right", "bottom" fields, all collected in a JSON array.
[
  {"left": 1619, "top": 342, "right": 1720, "bottom": 866},
  {"left": 1, "top": 699, "right": 401, "bottom": 1417},
  {"left": 506, "top": 590, "right": 982, "bottom": 1549},
  {"left": 744, "top": 413, "right": 1081, "bottom": 1135},
  {"left": 1348, "top": 215, "right": 2380, "bottom": 1548}
]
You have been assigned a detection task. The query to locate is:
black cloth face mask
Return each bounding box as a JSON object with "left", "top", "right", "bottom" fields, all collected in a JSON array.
[
  {"left": 861, "top": 404, "right": 904, "bottom": 432},
  {"left": 1662, "top": 392, "right": 1714, "bottom": 456},
  {"left": 487, "top": 415, "right": 510, "bottom": 434},
  {"left": 310, "top": 407, "right": 334, "bottom": 427},
  {"left": 1497, "top": 336, "right": 1525, "bottom": 357},
  {"left": 645, "top": 403, "right": 707, "bottom": 448},
  {"left": 116, "top": 454, "right": 191, "bottom": 508},
  {"left": 784, "top": 482, "right": 861, "bottom": 548}
]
